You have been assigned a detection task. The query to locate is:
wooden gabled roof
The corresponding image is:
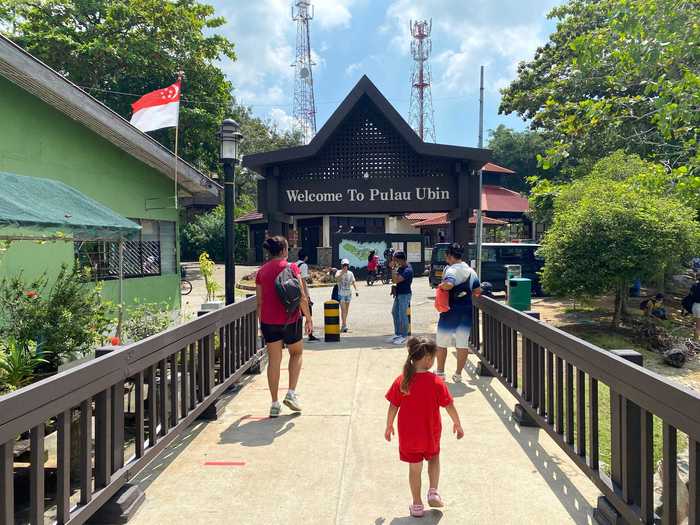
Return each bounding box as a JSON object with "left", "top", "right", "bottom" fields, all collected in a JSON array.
[{"left": 242, "top": 75, "right": 491, "bottom": 173}]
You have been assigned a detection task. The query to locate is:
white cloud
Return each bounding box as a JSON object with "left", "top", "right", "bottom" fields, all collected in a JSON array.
[
  {"left": 383, "top": 0, "right": 558, "bottom": 95},
  {"left": 269, "top": 107, "right": 297, "bottom": 133},
  {"left": 345, "top": 62, "right": 363, "bottom": 76},
  {"left": 313, "top": 0, "right": 355, "bottom": 30}
]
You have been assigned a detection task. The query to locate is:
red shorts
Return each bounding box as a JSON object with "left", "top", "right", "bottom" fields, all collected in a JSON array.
[{"left": 399, "top": 450, "right": 439, "bottom": 463}]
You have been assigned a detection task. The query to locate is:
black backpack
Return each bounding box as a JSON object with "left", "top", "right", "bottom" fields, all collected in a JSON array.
[
  {"left": 449, "top": 280, "right": 473, "bottom": 308},
  {"left": 275, "top": 264, "right": 302, "bottom": 320}
]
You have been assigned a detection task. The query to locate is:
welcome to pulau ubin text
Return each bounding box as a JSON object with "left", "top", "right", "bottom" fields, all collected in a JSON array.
[{"left": 285, "top": 187, "right": 450, "bottom": 203}]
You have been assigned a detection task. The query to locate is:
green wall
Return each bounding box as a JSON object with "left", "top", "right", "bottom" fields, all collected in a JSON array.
[{"left": 0, "top": 76, "right": 181, "bottom": 310}]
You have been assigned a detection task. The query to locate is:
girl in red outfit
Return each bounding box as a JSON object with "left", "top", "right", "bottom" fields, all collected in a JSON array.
[{"left": 385, "top": 337, "right": 464, "bottom": 518}]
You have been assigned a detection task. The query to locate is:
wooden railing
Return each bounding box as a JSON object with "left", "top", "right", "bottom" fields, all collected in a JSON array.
[
  {"left": 473, "top": 296, "right": 699, "bottom": 525},
  {"left": 0, "top": 297, "right": 261, "bottom": 525}
]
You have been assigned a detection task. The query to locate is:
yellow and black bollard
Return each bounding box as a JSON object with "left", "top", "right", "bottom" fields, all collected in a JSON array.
[
  {"left": 324, "top": 300, "right": 340, "bottom": 342},
  {"left": 407, "top": 305, "right": 412, "bottom": 336}
]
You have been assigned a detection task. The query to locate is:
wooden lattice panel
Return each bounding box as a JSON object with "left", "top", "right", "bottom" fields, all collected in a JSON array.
[{"left": 281, "top": 95, "right": 453, "bottom": 181}]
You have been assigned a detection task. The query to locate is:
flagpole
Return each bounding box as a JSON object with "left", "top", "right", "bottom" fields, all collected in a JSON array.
[{"left": 174, "top": 71, "right": 184, "bottom": 209}]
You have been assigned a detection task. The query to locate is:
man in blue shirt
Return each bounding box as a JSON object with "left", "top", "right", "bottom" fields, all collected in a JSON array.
[
  {"left": 389, "top": 251, "right": 413, "bottom": 345},
  {"left": 436, "top": 243, "right": 481, "bottom": 383}
]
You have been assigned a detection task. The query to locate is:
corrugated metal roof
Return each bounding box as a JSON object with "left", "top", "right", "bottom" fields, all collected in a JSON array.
[
  {"left": 482, "top": 162, "right": 516, "bottom": 174},
  {"left": 235, "top": 210, "right": 264, "bottom": 223},
  {"left": 482, "top": 185, "right": 529, "bottom": 212},
  {"left": 0, "top": 35, "right": 221, "bottom": 198}
]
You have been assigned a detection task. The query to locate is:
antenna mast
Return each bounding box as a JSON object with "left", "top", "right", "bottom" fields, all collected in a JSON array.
[
  {"left": 292, "top": 1, "right": 317, "bottom": 144},
  {"left": 409, "top": 19, "right": 436, "bottom": 142}
]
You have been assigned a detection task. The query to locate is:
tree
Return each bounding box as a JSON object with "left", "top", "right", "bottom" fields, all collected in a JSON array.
[
  {"left": 540, "top": 153, "right": 700, "bottom": 325},
  {"left": 2, "top": 0, "right": 236, "bottom": 173},
  {"left": 487, "top": 125, "right": 563, "bottom": 192},
  {"left": 500, "top": 0, "right": 700, "bottom": 184}
]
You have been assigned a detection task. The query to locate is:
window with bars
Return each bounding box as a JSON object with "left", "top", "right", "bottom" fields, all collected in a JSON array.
[{"left": 75, "top": 219, "right": 177, "bottom": 280}]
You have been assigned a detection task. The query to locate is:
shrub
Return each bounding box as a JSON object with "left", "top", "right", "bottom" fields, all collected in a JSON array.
[
  {"left": 199, "top": 251, "right": 219, "bottom": 302},
  {"left": 0, "top": 339, "right": 47, "bottom": 393},
  {"left": 181, "top": 205, "right": 249, "bottom": 262},
  {"left": 123, "top": 301, "right": 173, "bottom": 342},
  {"left": 0, "top": 265, "right": 113, "bottom": 371}
]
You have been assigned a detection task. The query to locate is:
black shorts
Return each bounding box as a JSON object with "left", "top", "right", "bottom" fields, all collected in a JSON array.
[{"left": 260, "top": 319, "right": 303, "bottom": 345}]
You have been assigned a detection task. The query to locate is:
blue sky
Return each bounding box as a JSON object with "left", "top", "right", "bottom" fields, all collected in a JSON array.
[{"left": 210, "top": 0, "right": 562, "bottom": 148}]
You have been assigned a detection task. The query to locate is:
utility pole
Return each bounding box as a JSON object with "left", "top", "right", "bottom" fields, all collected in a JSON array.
[{"left": 475, "top": 65, "right": 485, "bottom": 278}]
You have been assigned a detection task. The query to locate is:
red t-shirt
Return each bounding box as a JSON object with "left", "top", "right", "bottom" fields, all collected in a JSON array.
[
  {"left": 367, "top": 255, "right": 379, "bottom": 271},
  {"left": 385, "top": 372, "right": 453, "bottom": 455},
  {"left": 255, "top": 259, "right": 301, "bottom": 325}
]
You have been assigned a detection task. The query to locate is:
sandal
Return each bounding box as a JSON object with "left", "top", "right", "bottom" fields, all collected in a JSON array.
[
  {"left": 409, "top": 504, "right": 424, "bottom": 517},
  {"left": 427, "top": 488, "right": 444, "bottom": 508}
]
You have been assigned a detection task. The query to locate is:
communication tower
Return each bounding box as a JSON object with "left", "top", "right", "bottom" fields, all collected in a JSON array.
[
  {"left": 292, "top": 1, "right": 317, "bottom": 144},
  {"left": 409, "top": 19, "right": 436, "bottom": 142}
]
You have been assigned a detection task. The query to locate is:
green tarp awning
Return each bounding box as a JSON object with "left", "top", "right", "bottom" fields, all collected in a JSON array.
[{"left": 0, "top": 171, "right": 141, "bottom": 241}]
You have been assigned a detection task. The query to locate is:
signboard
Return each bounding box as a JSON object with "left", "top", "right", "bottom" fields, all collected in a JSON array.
[
  {"left": 338, "top": 238, "right": 388, "bottom": 269},
  {"left": 279, "top": 175, "right": 457, "bottom": 214},
  {"left": 407, "top": 242, "right": 422, "bottom": 263}
]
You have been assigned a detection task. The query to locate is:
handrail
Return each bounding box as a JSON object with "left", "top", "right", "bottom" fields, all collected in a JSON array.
[
  {"left": 472, "top": 296, "right": 699, "bottom": 525},
  {"left": 0, "top": 297, "right": 262, "bottom": 525}
]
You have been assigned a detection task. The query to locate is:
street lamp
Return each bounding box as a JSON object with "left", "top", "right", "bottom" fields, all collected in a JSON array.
[{"left": 219, "top": 118, "right": 242, "bottom": 305}]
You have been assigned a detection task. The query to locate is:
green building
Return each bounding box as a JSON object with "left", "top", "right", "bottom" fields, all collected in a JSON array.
[{"left": 0, "top": 36, "right": 221, "bottom": 309}]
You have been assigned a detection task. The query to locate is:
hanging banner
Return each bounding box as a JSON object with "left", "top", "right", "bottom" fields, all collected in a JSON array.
[{"left": 279, "top": 175, "right": 457, "bottom": 214}]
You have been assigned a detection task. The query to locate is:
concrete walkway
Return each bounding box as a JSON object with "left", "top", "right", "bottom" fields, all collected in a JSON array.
[{"left": 130, "top": 278, "right": 600, "bottom": 525}]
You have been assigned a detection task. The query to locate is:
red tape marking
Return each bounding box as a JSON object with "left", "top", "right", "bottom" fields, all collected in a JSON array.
[{"left": 204, "top": 461, "right": 246, "bottom": 467}]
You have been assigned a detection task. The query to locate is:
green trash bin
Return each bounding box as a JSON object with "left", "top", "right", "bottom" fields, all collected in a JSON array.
[{"left": 508, "top": 277, "right": 532, "bottom": 312}]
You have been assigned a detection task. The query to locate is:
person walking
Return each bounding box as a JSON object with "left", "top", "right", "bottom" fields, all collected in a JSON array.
[
  {"left": 435, "top": 243, "right": 481, "bottom": 383},
  {"left": 389, "top": 251, "right": 414, "bottom": 345},
  {"left": 296, "top": 250, "right": 319, "bottom": 342},
  {"left": 385, "top": 337, "right": 464, "bottom": 517},
  {"left": 255, "top": 236, "right": 312, "bottom": 418},
  {"left": 690, "top": 275, "right": 700, "bottom": 340},
  {"left": 335, "top": 259, "right": 358, "bottom": 332},
  {"left": 367, "top": 250, "right": 380, "bottom": 285}
]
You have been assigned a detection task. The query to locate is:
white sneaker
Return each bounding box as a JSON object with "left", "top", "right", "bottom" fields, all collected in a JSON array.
[
  {"left": 283, "top": 391, "right": 302, "bottom": 412},
  {"left": 452, "top": 373, "right": 463, "bottom": 384},
  {"left": 393, "top": 336, "right": 407, "bottom": 345},
  {"left": 386, "top": 335, "right": 399, "bottom": 343}
]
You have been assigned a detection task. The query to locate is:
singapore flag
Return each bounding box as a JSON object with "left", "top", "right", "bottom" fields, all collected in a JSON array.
[{"left": 130, "top": 80, "right": 181, "bottom": 133}]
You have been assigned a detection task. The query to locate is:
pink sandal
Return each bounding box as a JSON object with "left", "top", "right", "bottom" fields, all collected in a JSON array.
[
  {"left": 409, "top": 504, "right": 425, "bottom": 517},
  {"left": 427, "top": 488, "right": 444, "bottom": 508}
]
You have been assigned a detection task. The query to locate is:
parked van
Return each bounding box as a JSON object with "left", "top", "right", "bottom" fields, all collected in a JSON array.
[{"left": 429, "top": 242, "right": 544, "bottom": 295}]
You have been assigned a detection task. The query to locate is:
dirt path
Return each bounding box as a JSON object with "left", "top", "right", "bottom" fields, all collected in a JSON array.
[{"left": 531, "top": 297, "right": 700, "bottom": 392}]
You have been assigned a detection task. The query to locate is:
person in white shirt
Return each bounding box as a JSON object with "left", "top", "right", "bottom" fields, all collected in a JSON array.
[{"left": 335, "top": 258, "right": 359, "bottom": 332}]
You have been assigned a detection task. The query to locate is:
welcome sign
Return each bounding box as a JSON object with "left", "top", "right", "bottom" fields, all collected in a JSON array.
[{"left": 279, "top": 175, "right": 457, "bottom": 213}]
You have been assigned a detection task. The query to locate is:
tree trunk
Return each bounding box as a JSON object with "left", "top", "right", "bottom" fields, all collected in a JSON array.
[{"left": 613, "top": 285, "right": 627, "bottom": 326}]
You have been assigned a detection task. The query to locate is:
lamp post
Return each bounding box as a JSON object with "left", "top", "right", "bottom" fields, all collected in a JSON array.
[{"left": 220, "top": 119, "right": 242, "bottom": 305}]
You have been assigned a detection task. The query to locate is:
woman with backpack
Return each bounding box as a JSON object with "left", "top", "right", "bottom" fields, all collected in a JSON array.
[{"left": 255, "top": 236, "right": 312, "bottom": 418}]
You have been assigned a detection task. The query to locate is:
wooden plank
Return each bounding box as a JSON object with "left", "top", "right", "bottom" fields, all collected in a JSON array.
[
  {"left": 640, "top": 410, "right": 655, "bottom": 523},
  {"left": 180, "top": 348, "right": 188, "bottom": 418},
  {"left": 690, "top": 438, "right": 699, "bottom": 525},
  {"left": 189, "top": 343, "right": 196, "bottom": 410},
  {"left": 111, "top": 382, "right": 125, "bottom": 472},
  {"left": 556, "top": 356, "right": 564, "bottom": 435},
  {"left": 158, "top": 359, "right": 168, "bottom": 436},
  {"left": 576, "top": 369, "right": 586, "bottom": 457},
  {"left": 94, "top": 388, "right": 112, "bottom": 489},
  {"left": 662, "top": 423, "right": 677, "bottom": 525},
  {"left": 30, "top": 423, "right": 45, "bottom": 525},
  {"left": 546, "top": 350, "right": 554, "bottom": 425},
  {"left": 135, "top": 372, "right": 144, "bottom": 458},
  {"left": 588, "top": 377, "right": 599, "bottom": 471},
  {"left": 57, "top": 410, "right": 71, "bottom": 524},
  {"left": 219, "top": 326, "right": 226, "bottom": 383},
  {"left": 566, "top": 362, "right": 574, "bottom": 445},
  {"left": 0, "top": 441, "right": 13, "bottom": 525},
  {"left": 197, "top": 338, "right": 205, "bottom": 402},
  {"left": 80, "top": 399, "right": 92, "bottom": 504},
  {"left": 538, "top": 345, "right": 546, "bottom": 417},
  {"left": 511, "top": 328, "right": 518, "bottom": 390},
  {"left": 147, "top": 366, "right": 157, "bottom": 447},
  {"left": 170, "top": 353, "right": 179, "bottom": 427}
]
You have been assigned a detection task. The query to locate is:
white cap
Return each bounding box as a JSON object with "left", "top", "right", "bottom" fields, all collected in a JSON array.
[{"left": 341, "top": 258, "right": 350, "bottom": 265}]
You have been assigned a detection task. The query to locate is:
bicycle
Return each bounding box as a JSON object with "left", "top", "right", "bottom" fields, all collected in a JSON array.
[
  {"left": 366, "top": 270, "right": 378, "bottom": 286},
  {"left": 180, "top": 264, "right": 193, "bottom": 296}
]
